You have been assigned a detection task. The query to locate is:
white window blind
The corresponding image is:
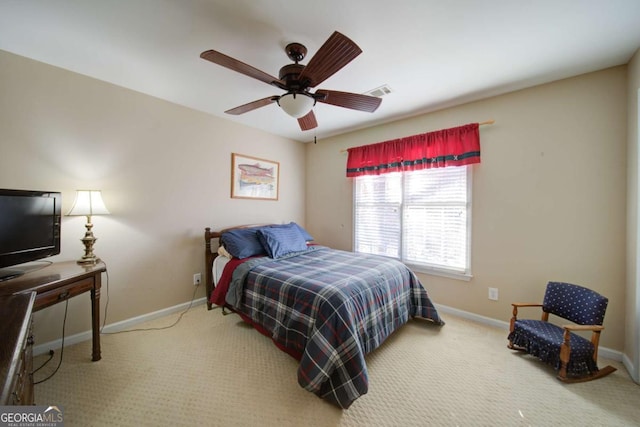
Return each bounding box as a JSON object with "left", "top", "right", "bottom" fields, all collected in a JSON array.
[{"left": 354, "top": 166, "right": 471, "bottom": 278}]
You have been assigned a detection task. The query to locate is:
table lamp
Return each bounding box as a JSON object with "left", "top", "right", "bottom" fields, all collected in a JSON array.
[{"left": 67, "top": 190, "right": 110, "bottom": 264}]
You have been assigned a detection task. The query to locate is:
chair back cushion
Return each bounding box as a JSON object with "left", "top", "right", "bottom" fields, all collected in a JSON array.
[{"left": 542, "top": 281, "right": 608, "bottom": 325}]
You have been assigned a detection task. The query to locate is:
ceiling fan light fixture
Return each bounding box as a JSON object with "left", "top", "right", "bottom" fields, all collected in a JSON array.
[{"left": 278, "top": 92, "right": 315, "bottom": 118}]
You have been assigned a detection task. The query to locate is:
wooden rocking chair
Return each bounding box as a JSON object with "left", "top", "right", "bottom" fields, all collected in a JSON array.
[{"left": 508, "top": 281, "right": 616, "bottom": 383}]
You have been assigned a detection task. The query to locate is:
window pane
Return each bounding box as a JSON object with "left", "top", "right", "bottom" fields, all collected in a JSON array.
[
  {"left": 405, "top": 167, "right": 467, "bottom": 203},
  {"left": 355, "top": 173, "right": 402, "bottom": 203},
  {"left": 404, "top": 205, "right": 467, "bottom": 271},
  {"left": 354, "top": 173, "right": 401, "bottom": 258},
  {"left": 354, "top": 204, "right": 400, "bottom": 257}
]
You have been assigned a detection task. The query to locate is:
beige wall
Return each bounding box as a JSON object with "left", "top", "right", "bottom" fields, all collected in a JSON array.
[
  {"left": 0, "top": 50, "right": 305, "bottom": 343},
  {"left": 306, "top": 66, "right": 628, "bottom": 351},
  {"left": 626, "top": 47, "right": 640, "bottom": 381}
]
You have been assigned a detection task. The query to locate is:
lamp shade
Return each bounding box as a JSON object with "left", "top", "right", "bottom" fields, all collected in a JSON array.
[
  {"left": 278, "top": 92, "right": 315, "bottom": 118},
  {"left": 67, "top": 190, "right": 110, "bottom": 216}
]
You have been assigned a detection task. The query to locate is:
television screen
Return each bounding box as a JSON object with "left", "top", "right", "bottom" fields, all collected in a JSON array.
[{"left": 0, "top": 189, "right": 61, "bottom": 278}]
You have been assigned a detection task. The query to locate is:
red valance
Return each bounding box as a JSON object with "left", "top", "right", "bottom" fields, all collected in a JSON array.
[{"left": 346, "top": 123, "right": 480, "bottom": 177}]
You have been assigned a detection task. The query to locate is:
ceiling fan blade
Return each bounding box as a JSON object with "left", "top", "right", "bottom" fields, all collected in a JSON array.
[
  {"left": 297, "top": 32, "right": 362, "bottom": 88},
  {"left": 200, "top": 50, "right": 284, "bottom": 87},
  {"left": 315, "top": 90, "right": 381, "bottom": 113},
  {"left": 298, "top": 110, "right": 318, "bottom": 131},
  {"left": 225, "top": 96, "right": 277, "bottom": 115}
]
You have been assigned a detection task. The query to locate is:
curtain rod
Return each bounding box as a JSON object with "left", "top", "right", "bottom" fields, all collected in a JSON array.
[{"left": 339, "top": 119, "right": 495, "bottom": 154}]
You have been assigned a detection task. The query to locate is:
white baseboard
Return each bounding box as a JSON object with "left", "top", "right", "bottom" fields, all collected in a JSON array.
[
  {"left": 33, "top": 297, "right": 207, "bottom": 356},
  {"left": 435, "top": 303, "right": 623, "bottom": 362},
  {"left": 436, "top": 303, "right": 509, "bottom": 330},
  {"left": 621, "top": 353, "right": 638, "bottom": 383}
]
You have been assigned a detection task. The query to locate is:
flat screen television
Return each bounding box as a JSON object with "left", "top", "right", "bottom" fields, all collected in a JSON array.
[{"left": 0, "top": 189, "right": 62, "bottom": 281}]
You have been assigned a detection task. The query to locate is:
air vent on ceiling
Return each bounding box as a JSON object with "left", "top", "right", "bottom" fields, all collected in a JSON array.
[{"left": 364, "top": 84, "right": 393, "bottom": 98}]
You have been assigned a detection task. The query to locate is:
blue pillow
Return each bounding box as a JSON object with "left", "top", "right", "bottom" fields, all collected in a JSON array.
[
  {"left": 257, "top": 226, "right": 309, "bottom": 259},
  {"left": 270, "top": 222, "right": 314, "bottom": 241},
  {"left": 221, "top": 227, "right": 267, "bottom": 259}
]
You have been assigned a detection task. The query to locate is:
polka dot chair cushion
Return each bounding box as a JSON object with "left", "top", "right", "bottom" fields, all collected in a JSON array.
[{"left": 508, "top": 281, "right": 608, "bottom": 377}]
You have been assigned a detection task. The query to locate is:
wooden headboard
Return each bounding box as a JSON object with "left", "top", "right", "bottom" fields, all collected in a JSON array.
[{"left": 203, "top": 224, "right": 272, "bottom": 310}]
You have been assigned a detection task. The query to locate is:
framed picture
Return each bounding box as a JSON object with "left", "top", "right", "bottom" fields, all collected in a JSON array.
[{"left": 231, "top": 153, "right": 280, "bottom": 200}]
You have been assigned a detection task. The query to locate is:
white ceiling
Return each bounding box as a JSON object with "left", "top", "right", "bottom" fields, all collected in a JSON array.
[{"left": 1, "top": 0, "right": 639, "bottom": 143}]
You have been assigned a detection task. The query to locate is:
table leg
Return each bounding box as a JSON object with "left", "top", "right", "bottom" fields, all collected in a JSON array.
[{"left": 91, "top": 273, "right": 102, "bottom": 361}]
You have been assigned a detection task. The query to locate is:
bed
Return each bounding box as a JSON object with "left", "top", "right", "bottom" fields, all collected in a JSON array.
[{"left": 204, "top": 223, "right": 444, "bottom": 408}]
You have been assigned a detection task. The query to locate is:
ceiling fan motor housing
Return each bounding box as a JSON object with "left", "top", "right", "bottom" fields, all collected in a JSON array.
[{"left": 279, "top": 63, "right": 307, "bottom": 90}]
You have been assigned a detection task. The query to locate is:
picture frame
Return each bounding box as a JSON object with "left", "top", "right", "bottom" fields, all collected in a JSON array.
[{"left": 231, "top": 153, "right": 280, "bottom": 200}]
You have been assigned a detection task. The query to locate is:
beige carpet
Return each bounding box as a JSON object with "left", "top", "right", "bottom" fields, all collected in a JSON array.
[{"left": 33, "top": 304, "right": 639, "bottom": 426}]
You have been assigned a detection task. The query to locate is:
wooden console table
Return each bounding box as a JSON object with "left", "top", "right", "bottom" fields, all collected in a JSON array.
[
  {"left": 0, "top": 292, "right": 35, "bottom": 405},
  {"left": 0, "top": 261, "right": 106, "bottom": 362}
]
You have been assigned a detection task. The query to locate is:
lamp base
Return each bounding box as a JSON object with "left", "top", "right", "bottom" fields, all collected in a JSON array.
[
  {"left": 77, "top": 256, "right": 101, "bottom": 265},
  {"left": 78, "top": 216, "right": 101, "bottom": 265}
]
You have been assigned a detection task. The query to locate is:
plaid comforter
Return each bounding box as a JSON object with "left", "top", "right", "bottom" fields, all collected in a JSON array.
[{"left": 213, "top": 246, "right": 443, "bottom": 408}]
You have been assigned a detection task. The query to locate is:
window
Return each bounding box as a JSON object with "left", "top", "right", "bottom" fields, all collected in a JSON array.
[{"left": 354, "top": 166, "right": 471, "bottom": 279}]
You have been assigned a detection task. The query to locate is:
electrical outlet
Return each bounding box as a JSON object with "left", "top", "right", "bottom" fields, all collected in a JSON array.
[
  {"left": 488, "top": 287, "right": 499, "bottom": 301},
  {"left": 193, "top": 273, "right": 201, "bottom": 286}
]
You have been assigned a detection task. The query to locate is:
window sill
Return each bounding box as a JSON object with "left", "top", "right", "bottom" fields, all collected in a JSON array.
[{"left": 407, "top": 264, "right": 472, "bottom": 282}]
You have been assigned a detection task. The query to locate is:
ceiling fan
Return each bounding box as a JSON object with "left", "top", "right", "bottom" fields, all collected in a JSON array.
[{"left": 200, "top": 31, "right": 382, "bottom": 131}]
